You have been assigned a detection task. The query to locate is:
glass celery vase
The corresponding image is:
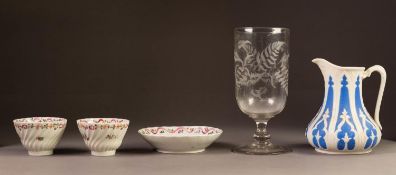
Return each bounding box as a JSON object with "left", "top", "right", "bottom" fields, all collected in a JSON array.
[{"left": 233, "top": 27, "right": 291, "bottom": 155}]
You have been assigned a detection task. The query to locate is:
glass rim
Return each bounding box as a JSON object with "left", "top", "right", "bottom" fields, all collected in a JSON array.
[{"left": 234, "top": 27, "right": 289, "bottom": 33}]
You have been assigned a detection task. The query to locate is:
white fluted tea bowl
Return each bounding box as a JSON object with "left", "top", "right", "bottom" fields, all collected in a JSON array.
[
  {"left": 138, "top": 126, "right": 223, "bottom": 153},
  {"left": 13, "top": 117, "right": 67, "bottom": 156},
  {"left": 77, "top": 118, "right": 129, "bottom": 156}
]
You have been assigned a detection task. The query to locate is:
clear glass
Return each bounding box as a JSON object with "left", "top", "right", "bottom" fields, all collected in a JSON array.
[{"left": 233, "top": 27, "right": 291, "bottom": 155}]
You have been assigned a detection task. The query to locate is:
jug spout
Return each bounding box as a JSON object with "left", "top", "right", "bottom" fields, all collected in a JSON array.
[
  {"left": 312, "top": 58, "right": 332, "bottom": 66},
  {"left": 312, "top": 58, "right": 341, "bottom": 79},
  {"left": 312, "top": 58, "right": 338, "bottom": 72}
]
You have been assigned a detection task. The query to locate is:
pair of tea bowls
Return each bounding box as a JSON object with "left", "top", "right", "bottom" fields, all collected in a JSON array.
[
  {"left": 13, "top": 117, "right": 129, "bottom": 156},
  {"left": 13, "top": 117, "right": 223, "bottom": 156}
]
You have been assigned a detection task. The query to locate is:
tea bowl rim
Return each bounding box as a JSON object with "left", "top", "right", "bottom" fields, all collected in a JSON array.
[
  {"left": 76, "top": 118, "right": 130, "bottom": 126},
  {"left": 13, "top": 117, "right": 67, "bottom": 124}
]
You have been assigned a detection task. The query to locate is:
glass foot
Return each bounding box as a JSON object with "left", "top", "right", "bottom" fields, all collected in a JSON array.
[{"left": 232, "top": 142, "right": 292, "bottom": 155}]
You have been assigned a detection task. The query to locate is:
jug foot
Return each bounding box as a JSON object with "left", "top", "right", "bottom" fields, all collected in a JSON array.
[{"left": 315, "top": 148, "right": 372, "bottom": 155}]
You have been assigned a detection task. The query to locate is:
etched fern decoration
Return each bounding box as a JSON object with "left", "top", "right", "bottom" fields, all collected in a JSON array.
[{"left": 235, "top": 40, "right": 289, "bottom": 96}]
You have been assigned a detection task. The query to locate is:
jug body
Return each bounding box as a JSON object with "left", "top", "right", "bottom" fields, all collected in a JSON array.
[{"left": 306, "top": 58, "right": 385, "bottom": 154}]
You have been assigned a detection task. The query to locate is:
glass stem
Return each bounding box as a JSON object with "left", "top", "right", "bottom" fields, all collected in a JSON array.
[{"left": 253, "top": 119, "right": 271, "bottom": 145}]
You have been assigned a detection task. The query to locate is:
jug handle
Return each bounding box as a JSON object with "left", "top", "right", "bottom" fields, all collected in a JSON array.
[{"left": 362, "top": 65, "right": 386, "bottom": 130}]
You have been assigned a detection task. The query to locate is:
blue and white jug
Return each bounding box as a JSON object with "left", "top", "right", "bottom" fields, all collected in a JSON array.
[{"left": 306, "top": 58, "right": 387, "bottom": 154}]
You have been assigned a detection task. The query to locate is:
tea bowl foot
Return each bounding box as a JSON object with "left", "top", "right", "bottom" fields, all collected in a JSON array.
[
  {"left": 91, "top": 150, "right": 116, "bottom": 156},
  {"left": 28, "top": 150, "right": 53, "bottom": 156},
  {"left": 315, "top": 148, "right": 372, "bottom": 155},
  {"left": 157, "top": 149, "right": 205, "bottom": 154}
]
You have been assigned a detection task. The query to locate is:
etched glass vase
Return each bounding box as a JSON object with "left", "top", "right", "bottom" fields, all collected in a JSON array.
[{"left": 233, "top": 27, "right": 291, "bottom": 155}]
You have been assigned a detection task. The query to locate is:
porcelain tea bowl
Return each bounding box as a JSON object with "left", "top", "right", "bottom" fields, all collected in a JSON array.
[
  {"left": 13, "top": 117, "right": 67, "bottom": 156},
  {"left": 77, "top": 118, "right": 129, "bottom": 156},
  {"left": 138, "top": 126, "right": 223, "bottom": 153}
]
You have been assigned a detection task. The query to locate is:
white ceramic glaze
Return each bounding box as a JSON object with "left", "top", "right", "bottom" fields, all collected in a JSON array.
[
  {"left": 306, "top": 58, "right": 386, "bottom": 154},
  {"left": 138, "top": 126, "right": 222, "bottom": 153},
  {"left": 13, "top": 117, "right": 67, "bottom": 156},
  {"left": 77, "top": 118, "right": 129, "bottom": 156}
]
